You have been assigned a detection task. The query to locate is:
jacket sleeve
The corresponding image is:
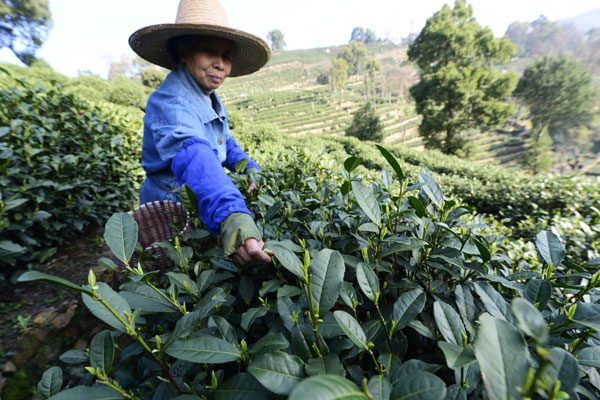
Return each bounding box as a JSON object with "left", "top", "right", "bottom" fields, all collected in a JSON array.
[
  {"left": 222, "top": 136, "right": 260, "bottom": 173},
  {"left": 171, "top": 137, "right": 251, "bottom": 234}
]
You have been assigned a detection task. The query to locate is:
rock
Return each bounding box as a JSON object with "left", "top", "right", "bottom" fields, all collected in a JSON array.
[
  {"left": 33, "top": 309, "right": 58, "bottom": 325},
  {"left": 51, "top": 303, "right": 78, "bottom": 330},
  {"left": 73, "top": 338, "right": 87, "bottom": 350},
  {"left": 63, "top": 326, "right": 80, "bottom": 340},
  {"left": 11, "top": 337, "right": 40, "bottom": 368},
  {"left": 2, "top": 361, "right": 16, "bottom": 374},
  {"left": 28, "top": 326, "right": 49, "bottom": 343}
]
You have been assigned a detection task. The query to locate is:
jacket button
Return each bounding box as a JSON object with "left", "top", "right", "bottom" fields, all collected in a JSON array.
[{"left": 217, "top": 139, "right": 223, "bottom": 145}]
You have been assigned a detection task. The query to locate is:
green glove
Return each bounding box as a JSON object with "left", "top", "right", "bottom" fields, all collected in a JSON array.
[
  {"left": 220, "top": 213, "right": 262, "bottom": 258},
  {"left": 246, "top": 167, "right": 259, "bottom": 175}
]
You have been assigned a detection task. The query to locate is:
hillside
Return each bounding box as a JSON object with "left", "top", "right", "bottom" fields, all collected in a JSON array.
[{"left": 221, "top": 42, "right": 599, "bottom": 175}]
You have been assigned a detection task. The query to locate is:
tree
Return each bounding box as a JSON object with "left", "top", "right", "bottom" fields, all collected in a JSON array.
[
  {"left": 350, "top": 27, "right": 364, "bottom": 43},
  {"left": 364, "top": 28, "right": 377, "bottom": 44},
  {"left": 350, "top": 27, "right": 377, "bottom": 44},
  {"left": 364, "top": 58, "right": 381, "bottom": 103},
  {"left": 336, "top": 41, "right": 367, "bottom": 75},
  {"left": 407, "top": 0, "right": 516, "bottom": 155},
  {"left": 345, "top": 102, "right": 383, "bottom": 141},
  {"left": 329, "top": 58, "right": 348, "bottom": 105},
  {"left": 513, "top": 55, "right": 596, "bottom": 169},
  {"left": 0, "top": 0, "right": 51, "bottom": 65},
  {"left": 267, "top": 29, "right": 285, "bottom": 51},
  {"left": 140, "top": 67, "right": 167, "bottom": 89},
  {"left": 521, "top": 126, "right": 553, "bottom": 174}
]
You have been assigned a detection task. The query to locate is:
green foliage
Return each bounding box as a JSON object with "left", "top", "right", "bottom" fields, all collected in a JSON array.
[
  {"left": 521, "top": 126, "right": 553, "bottom": 174},
  {"left": 108, "top": 76, "right": 148, "bottom": 110},
  {"left": 514, "top": 55, "right": 596, "bottom": 142},
  {"left": 329, "top": 58, "right": 348, "bottom": 93},
  {"left": 267, "top": 29, "right": 286, "bottom": 52},
  {"left": 337, "top": 41, "right": 368, "bottom": 75},
  {"left": 140, "top": 67, "right": 167, "bottom": 89},
  {"left": 63, "top": 75, "right": 111, "bottom": 102},
  {"left": 29, "top": 145, "right": 600, "bottom": 399},
  {"left": 408, "top": 0, "right": 517, "bottom": 155},
  {"left": 350, "top": 27, "right": 377, "bottom": 44},
  {"left": 0, "top": 0, "right": 51, "bottom": 65},
  {"left": 0, "top": 81, "right": 143, "bottom": 278},
  {"left": 345, "top": 102, "right": 383, "bottom": 142}
]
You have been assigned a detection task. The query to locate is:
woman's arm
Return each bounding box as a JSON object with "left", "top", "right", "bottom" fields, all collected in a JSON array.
[{"left": 222, "top": 136, "right": 260, "bottom": 173}]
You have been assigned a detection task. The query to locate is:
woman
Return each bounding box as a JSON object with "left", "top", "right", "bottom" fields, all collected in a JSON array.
[{"left": 129, "top": 0, "right": 272, "bottom": 266}]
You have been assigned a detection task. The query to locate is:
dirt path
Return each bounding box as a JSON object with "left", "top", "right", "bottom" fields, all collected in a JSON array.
[{"left": 0, "top": 226, "right": 112, "bottom": 399}]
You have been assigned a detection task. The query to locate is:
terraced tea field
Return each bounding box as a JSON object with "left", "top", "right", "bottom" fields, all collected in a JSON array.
[{"left": 221, "top": 43, "right": 598, "bottom": 174}]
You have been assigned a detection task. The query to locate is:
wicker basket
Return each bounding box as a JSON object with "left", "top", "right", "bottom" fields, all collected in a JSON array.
[{"left": 118, "top": 200, "right": 191, "bottom": 269}]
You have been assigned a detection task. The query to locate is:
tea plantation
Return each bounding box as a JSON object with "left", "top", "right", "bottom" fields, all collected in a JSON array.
[{"left": 1, "top": 47, "right": 600, "bottom": 399}]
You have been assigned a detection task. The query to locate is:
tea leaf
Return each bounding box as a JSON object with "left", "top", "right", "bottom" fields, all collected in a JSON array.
[
  {"left": 208, "top": 315, "right": 238, "bottom": 345},
  {"left": 334, "top": 310, "right": 368, "bottom": 350},
  {"left": 343, "top": 156, "right": 362, "bottom": 173},
  {"left": 376, "top": 145, "right": 404, "bottom": 181},
  {"left": 547, "top": 348, "right": 579, "bottom": 392},
  {"left": 523, "top": 279, "right": 552, "bottom": 310},
  {"left": 570, "top": 303, "right": 600, "bottom": 331},
  {"left": 418, "top": 169, "right": 444, "bottom": 209},
  {"left": 120, "top": 285, "right": 178, "bottom": 313},
  {"left": 18, "top": 271, "right": 92, "bottom": 296},
  {"left": 37, "top": 366, "right": 62, "bottom": 399},
  {"left": 214, "top": 373, "right": 270, "bottom": 400},
  {"left": 351, "top": 181, "right": 381, "bottom": 226},
  {"left": 82, "top": 283, "right": 132, "bottom": 332},
  {"left": 390, "top": 371, "right": 447, "bottom": 400},
  {"left": 305, "top": 355, "right": 345, "bottom": 377},
  {"left": 58, "top": 350, "right": 87, "bottom": 365},
  {"left": 392, "top": 289, "right": 426, "bottom": 332},
  {"left": 250, "top": 333, "right": 289, "bottom": 355},
  {"left": 356, "top": 262, "right": 380, "bottom": 303},
  {"left": 103, "top": 212, "right": 138, "bottom": 264},
  {"left": 180, "top": 183, "right": 199, "bottom": 215},
  {"left": 309, "top": 249, "right": 345, "bottom": 315},
  {"left": 248, "top": 352, "right": 304, "bottom": 395},
  {"left": 267, "top": 242, "right": 304, "bottom": 278},
  {"left": 474, "top": 313, "right": 529, "bottom": 400},
  {"left": 165, "top": 336, "right": 241, "bottom": 364},
  {"left": 535, "top": 230, "right": 565, "bottom": 267},
  {"left": 47, "top": 385, "right": 123, "bottom": 399},
  {"left": 367, "top": 375, "right": 392, "bottom": 400},
  {"left": 288, "top": 374, "right": 368, "bottom": 400},
  {"left": 577, "top": 346, "right": 600, "bottom": 368},
  {"left": 511, "top": 298, "right": 548, "bottom": 343},
  {"left": 89, "top": 331, "right": 115, "bottom": 375},
  {"left": 241, "top": 306, "right": 269, "bottom": 331},
  {"left": 438, "top": 342, "right": 476, "bottom": 369},
  {"left": 473, "top": 282, "right": 513, "bottom": 323},
  {"left": 433, "top": 301, "right": 465, "bottom": 346},
  {"left": 163, "top": 311, "right": 203, "bottom": 351}
]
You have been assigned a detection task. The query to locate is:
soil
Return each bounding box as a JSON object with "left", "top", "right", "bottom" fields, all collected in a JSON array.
[{"left": 0, "top": 225, "right": 113, "bottom": 400}]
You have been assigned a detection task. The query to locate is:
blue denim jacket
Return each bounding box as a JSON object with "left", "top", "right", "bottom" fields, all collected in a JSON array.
[{"left": 139, "top": 64, "right": 259, "bottom": 234}]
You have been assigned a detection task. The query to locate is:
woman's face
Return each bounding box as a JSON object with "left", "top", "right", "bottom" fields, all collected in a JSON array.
[{"left": 181, "top": 37, "right": 233, "bottom": 92}]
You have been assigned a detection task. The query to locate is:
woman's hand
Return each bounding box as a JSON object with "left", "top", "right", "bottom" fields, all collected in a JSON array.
[
  {"left": 231, "top": 238, "right": 273, "bottom": 266},
  {"left": 247, "top": 179, "right": 258, "bottom": 194}
]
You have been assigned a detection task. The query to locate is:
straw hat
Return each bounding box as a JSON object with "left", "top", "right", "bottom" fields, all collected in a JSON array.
[{"left": 129, "top": 0, "right": 270, "bottom": 77}]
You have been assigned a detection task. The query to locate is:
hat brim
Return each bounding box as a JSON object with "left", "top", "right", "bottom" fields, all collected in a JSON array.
[{"left": 129, "top": 24, "right": 270, "bottom": 77}]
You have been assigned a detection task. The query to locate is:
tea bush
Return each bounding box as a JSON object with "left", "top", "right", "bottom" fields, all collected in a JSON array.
[
  {"left": 0, "top": 81, "right": 144, "bottom": 279},
  {"left": 23, "top": 146, "right": 600, "bottom": 399}
]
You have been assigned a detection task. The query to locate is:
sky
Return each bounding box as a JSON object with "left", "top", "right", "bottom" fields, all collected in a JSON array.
[{"left": 1, "top": 0, "right": 598, "bottom": 79}]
